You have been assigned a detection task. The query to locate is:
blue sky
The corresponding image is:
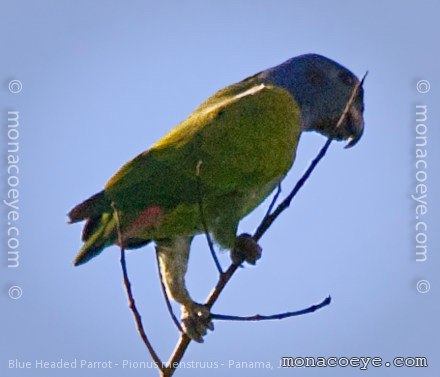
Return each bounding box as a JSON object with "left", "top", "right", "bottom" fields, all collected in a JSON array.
[{"left": 1, "top": 1, "right": 439, "bottom": 376}]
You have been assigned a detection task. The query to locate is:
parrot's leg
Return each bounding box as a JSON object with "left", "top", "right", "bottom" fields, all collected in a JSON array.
[
  {"left": 156, "top": 236, "right": 213, "bottom": 343},
  {"left": 230, "top": 233, "right": 262, "bottom": 265}
]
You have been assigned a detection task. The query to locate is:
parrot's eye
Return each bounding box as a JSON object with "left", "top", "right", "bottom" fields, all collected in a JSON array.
[
  {"left": 306, "top": 68, "right": 324, "bottom": 87},
  {"left": 339, "top": 71, "right": 354, "bottom": 86}
]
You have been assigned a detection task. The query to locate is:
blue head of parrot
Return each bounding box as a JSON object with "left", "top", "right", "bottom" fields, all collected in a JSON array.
[{"left": 259, "top": 54, "right": 365, "bottom": 147}]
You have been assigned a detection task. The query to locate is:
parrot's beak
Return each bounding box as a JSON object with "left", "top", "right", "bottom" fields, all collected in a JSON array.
[{"left": 343, "top": 107, "right": 364, "bottom": 149}]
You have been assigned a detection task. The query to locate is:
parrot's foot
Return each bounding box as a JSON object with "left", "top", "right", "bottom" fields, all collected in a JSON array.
[
  {"left": 230, "top": 233, "right": 262, "bottom": 265},
  {"left": 181, "top": 303, "right": 214, "bottom": 343}
]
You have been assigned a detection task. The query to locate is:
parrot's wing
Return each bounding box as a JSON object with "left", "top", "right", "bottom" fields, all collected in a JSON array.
[
  {"left": 103, "top": 75, "right": 267, "bottom": 203},
  {"left": 105, "top": 76, "right": 299, "bottom": 206}
]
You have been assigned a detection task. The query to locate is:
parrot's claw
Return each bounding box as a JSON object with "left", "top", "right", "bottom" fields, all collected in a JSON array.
[
  {"left": 231, "top": 233, "right": 262, "bottom": 265},
  {"left": 181, "top": 303, "right": 214, "bottom": 343}
]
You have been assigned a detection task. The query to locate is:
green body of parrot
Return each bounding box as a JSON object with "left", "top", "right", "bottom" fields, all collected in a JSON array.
[
  {"left": 72, "top": 77, "right": 300, "bottom": 260},
  {"left": 69, "top": 54, "right": 365, "bottom": 342}
]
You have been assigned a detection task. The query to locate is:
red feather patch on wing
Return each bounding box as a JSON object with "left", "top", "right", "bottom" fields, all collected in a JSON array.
[{"left": 124, "top": 206, "right": 164, "bottom": 237}]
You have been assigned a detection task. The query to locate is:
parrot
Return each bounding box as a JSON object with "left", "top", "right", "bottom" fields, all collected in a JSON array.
[{"left": 68, "top": 53, "right": 364, "bottom": 343}]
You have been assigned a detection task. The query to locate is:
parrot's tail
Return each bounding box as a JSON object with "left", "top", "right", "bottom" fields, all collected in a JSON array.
[
  {"left": 68, "top": 191, "right": 116, "bottom": 266},
  {"left": 68, "top": 191, "right": 153, "bottom": 265}
]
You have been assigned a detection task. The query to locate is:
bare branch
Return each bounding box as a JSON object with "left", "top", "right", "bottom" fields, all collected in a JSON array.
[
  {"left": 253, "top": 138, "right": 332, "bottom": 241},
  {"left": 211, "top": 296, "right": 331, "bottom": 321},
  {"left": 264, "top": 183, "right": 282, "bottom": 220},
  {"left": 112, "top": 203, "right": 165, "bottom": 374},
  {"left": 164, "top": 139, "right": 332, "bottom": 375},
  {"left": 164, "top": 138, "right": 331, "bottom": 374}
]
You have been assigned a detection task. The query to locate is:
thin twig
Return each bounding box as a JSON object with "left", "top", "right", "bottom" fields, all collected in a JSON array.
[
  {"left": 164, "top": 140, "right": 331, "bottom": 374},
  {"left": 337, "top": 72, "right": 368, "bottom": 131},
  {"left": 211, "top": 296, "right": 331, "bottom": 321},
  {"left": 264, "top": 183, "right": 282, "bottom": 220},
  {"left": 112, "top": 204, "right": 165, "bottom": 374},
  {"left": 165, "top": 144, "right": 330, "bottom": 375},
  {"left": 253, "top": 138, "right": 332, "bottom": 241},
  {"left": 196, "top": 160, "right": 223, "bottom": 275},
  {"left": 164, "top": 73, "right": 367, "bottom": 377},
  {"left": 155, "top": 250, "right": 183, "bottom": 333}
]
